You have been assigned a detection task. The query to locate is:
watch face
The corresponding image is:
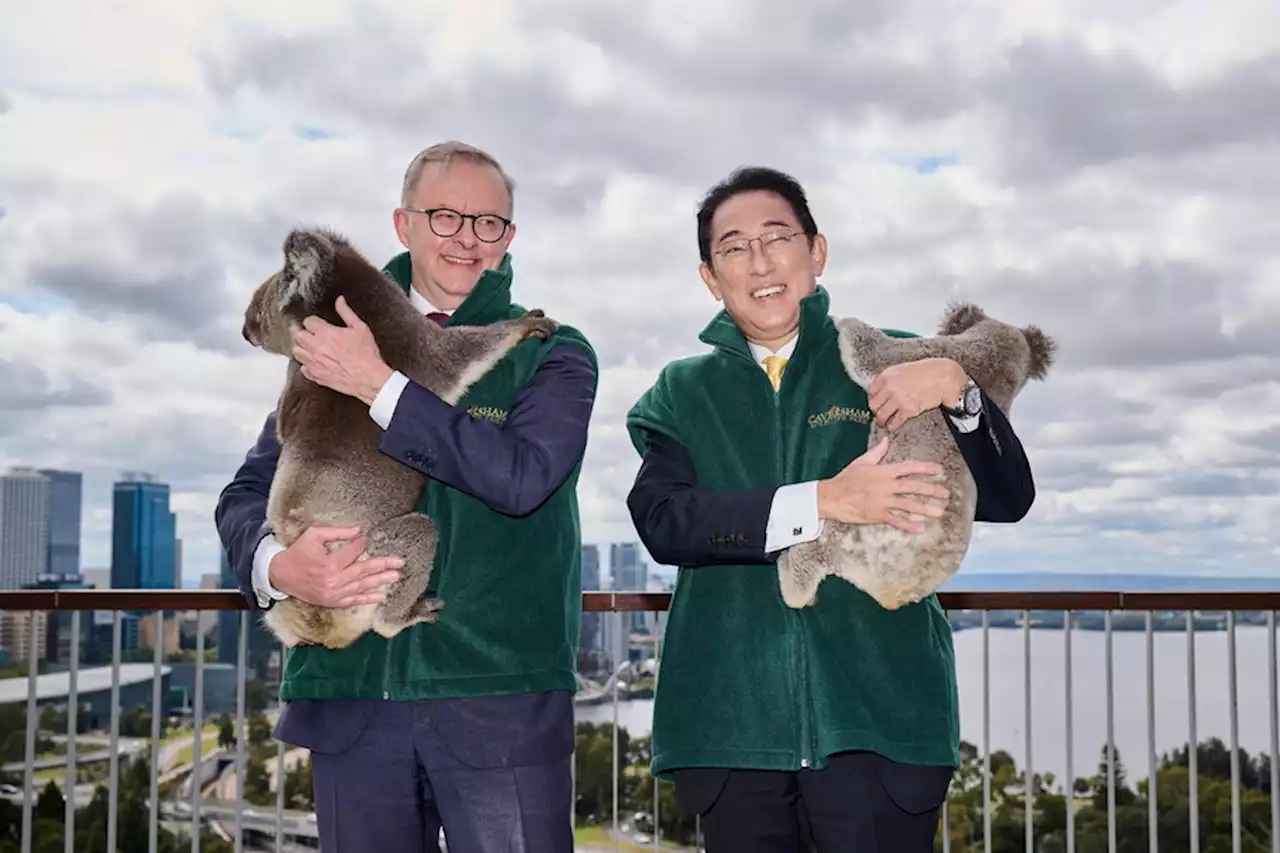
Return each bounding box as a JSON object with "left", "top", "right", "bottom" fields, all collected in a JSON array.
[{"left": 965, "top": 385, "right": 981, "bottom": 414}]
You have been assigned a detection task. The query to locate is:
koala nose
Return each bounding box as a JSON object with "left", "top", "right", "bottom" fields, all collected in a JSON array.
[{"left": 241, "top": 323, "right": 252, "bottom": 342}]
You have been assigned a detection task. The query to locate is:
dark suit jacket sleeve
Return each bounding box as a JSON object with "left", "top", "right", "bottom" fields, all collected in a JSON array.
[
  {"left": 213, "top": 412, "right": 280, "bottom": 609},
  {"left": 626, "top": 428, "right": 779, "bottom": 568},
  {"left": 376, "top": 342, "right": 598, "bottom": 517},
  {"left": 945, "top": 388, "right": 1036, "bottom": 523}
]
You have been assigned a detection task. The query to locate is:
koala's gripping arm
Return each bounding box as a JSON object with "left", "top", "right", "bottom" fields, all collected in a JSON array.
[
  {"left": 405, "top": 312, "right": 558, "bottom": 405},
  {"left": 378, "top": 340, "right": 598, "bottom": 517}
]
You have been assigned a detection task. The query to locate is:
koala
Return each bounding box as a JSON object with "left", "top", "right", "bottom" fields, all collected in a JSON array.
[
  {"left": 777, "top": 302, "right": 1055, "bottom": 611},
  {"left": 241, "top": 227, "right": 558, "bottom": 649}
]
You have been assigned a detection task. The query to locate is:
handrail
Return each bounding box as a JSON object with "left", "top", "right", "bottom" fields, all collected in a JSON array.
[{"left": 1, "top": 588, "right": 1279, "bottom": 611}]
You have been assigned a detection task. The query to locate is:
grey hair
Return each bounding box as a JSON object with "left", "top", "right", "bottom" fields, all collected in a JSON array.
[{"left": 400, "top": 141, "right": 516, "bottom": 213}]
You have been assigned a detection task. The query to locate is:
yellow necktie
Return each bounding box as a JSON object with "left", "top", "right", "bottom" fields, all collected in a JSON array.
[{"left": 763, "top": 355, "right": 787, "bottom": 392}]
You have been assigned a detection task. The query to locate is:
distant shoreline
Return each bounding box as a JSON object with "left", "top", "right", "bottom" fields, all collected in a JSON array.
[{"left": 947, "top": 609, "right": 1271, "bottom": 633}]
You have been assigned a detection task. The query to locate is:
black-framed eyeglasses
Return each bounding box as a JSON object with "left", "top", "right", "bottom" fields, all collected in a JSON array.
[{"left": 402, "top": 206, "right": 511, "bottom": 243}]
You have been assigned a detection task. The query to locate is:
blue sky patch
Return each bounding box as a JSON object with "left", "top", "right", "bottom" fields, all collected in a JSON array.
[
  {"left": 294, "top": 125, "right": 334, "bottom": 141},
  {"left": 910, "top": 154, "right": 958, "bottom": 173}
]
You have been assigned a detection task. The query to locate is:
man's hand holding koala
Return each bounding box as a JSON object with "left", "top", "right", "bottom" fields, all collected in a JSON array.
[
  {"left": 816, "top": 438, "right": 950, "bottom": 535},
  {"left": 292, "top": 295, "right": 395, "bottom": 407},
  {"left": 267, "top": 525, "right": 405, "bottom": 609},
  {"left": 815, "top": 357, "right": 967, "bottom": 534},
  {"left": 867, "top": 357, "right": 969, "bottom": 434}
]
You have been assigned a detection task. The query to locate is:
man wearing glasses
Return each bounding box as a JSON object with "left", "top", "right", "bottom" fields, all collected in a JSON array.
[
  {"left": 216, "top": 141, "right": 598, "bottom": 853},
  {"left": 625, "top": 166, "right": 1036, "bottom": 851}
]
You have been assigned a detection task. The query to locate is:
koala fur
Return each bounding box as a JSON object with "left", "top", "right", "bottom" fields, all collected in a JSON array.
[
  {"left": 777, "top": 302, "right": 1055, "bottom": 611},
  {"left": 241, "top": 227, "right": 558, "bottom": 649}
]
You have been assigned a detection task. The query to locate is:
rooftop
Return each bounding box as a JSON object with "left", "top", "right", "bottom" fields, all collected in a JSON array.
[{"left": 0, "top": 663, "right": 171, "bottom": 706}]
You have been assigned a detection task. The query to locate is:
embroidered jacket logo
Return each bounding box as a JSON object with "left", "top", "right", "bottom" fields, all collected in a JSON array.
[
  {"left": 467, "top": 405, "right": 509, "bottom": 425},
  {"left": 807, "top": 405, "right": 871, "bottom": 428}
]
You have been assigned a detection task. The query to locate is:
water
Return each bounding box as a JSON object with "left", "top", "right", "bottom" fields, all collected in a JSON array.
[{"left": 576, "top": 623, "right": 1278, "bottom": 787}]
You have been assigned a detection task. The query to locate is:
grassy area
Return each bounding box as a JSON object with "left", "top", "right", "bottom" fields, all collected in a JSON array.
[
  {"left": 172, "top": 732, "right": 221, "bottom": 768},
  {"left": 33, "top": 739, "right": 103, "bottom": 760},
  {"left": 573, "top": 825, "right": 663, "bottom": 852},
  {"left": 32, "top": 765, "right": 108, "bottom": 785},
  {"left": 162, "top": 722, "right": 219, "bottom": 746}
]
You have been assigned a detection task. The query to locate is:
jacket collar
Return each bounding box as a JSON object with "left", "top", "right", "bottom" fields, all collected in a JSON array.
[
  {"left": 382, "top": 251, "right": 515, "bottom": 326},
  {"left": 697, "top": 285, "right": 832, "bottom": 364}
]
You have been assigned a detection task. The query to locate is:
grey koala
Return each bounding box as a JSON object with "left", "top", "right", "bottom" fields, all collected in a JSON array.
[
  {"left": 241, "top": 227, "right": 558, "bottom": 649},
  {"left": 777, "top": 302, "right": 1055, "bottom": 611}
]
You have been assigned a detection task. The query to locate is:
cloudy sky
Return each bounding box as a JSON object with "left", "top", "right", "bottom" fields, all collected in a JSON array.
[{"left": 1, "top": 0, "right": 1277, "bottom": 587}]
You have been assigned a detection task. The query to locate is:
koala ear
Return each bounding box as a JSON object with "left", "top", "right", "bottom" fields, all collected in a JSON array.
[
  {"left": 280, "top": 229, "right": 335, "bottom": 305},
  {"left": 1022, "top": 324, "right": 1057, "bottom": 380},
  {"left": 938, "top": 301, "right": 987, "bottom": 336}
]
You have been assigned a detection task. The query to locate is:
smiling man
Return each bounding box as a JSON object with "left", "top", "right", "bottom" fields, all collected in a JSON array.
[
  {"left": 216, "top": 141, "right": 598, "bottom": 853},
  {"left": 625, "top": 166, "right": 1037, "bottom": 851}
]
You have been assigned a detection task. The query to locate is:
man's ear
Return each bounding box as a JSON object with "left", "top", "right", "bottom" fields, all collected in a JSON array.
[
  {"left": 810, "top": 233, "right": 828, "bottom": 277},
  {"left": 392, "top": 208, "right": 411, "bottom": 250},
  {"left": 699, "top": 262, "right": 723, "bottom": 303}
]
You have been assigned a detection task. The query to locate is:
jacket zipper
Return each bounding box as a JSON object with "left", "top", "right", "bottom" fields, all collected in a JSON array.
[{"left": 766, "top": 359, "right": 815, "bottom": 771}]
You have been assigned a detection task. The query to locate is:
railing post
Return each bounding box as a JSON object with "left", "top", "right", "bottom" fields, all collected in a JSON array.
[
  {"left": 1065, "top": 609, "right": 1075, "bottom": 853},
  {"left": 235, "top": 611, "right": 248, "bottom": 853},
  {"left": 1187, "top": 610, "right": 1199, "bottom": 853},
  {"left": 192, "top": 619, "right": 205, "bottom": 852},
  {"left": 107, "top": 610, "right": 122, "bottom": 853},
  {"left": 150, "top": 610, "right": 164, "bottom": 853},
  {"left": 65, "top": 612, "right": 80, "bottom": 853},
  {"left": 1146, "top": 610, "right": 1157, "bottom": 853},
  {"left": 20, "top": 610, "right": 39, "bottom": 853}
]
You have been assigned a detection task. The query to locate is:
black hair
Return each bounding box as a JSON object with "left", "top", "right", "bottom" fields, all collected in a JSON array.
[{"left": 696, "top": 166, "right": 819, "bottom": 266}]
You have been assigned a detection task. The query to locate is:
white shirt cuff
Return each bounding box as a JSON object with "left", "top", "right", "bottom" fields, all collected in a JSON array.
[
  {"left": 252, "top": 535, "right": 289, "bottom": 607},
  {"left": 947, "top": 411, "right": 981, "bottom": 433},
  {"left": 368, "top": 371, "right": 410, "bottom": 429},
  {"left": 766, "top": 481, "right": 825, "bottom": 552}
]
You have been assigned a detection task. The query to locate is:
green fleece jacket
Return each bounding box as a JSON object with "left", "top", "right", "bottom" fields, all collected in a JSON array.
[
  {"left": 626, "top": 286, "right": 960, "bottom": 777},
  {"left": 278, "top": 253, "right": 595, "bottom": 702}
]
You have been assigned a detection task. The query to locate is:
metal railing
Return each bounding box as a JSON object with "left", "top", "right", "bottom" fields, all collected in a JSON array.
[{"left": 0, "top": 589, "right": 1277, "bottom": 853}]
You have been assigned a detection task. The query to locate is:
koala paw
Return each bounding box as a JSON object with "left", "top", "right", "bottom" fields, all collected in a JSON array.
[{"left": 520, "top": 310, "right": 558, "bottom": 341}]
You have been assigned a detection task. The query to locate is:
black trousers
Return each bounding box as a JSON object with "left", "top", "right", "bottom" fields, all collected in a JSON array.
[{"left": 673, "top": 751, "right": 953, "bottom": 852}]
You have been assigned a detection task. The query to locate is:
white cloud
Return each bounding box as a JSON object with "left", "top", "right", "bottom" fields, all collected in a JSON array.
[{"left": 1, "top": 0, "right": 1277, "bottom": 587}]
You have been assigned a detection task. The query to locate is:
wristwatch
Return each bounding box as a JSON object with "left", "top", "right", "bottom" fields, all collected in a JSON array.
[{"left": 941, "top": 377, "right": 982, "bottom": 418}]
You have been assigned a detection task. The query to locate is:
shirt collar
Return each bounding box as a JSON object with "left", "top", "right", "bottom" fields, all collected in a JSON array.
[
  {"left": 408, "top": 285, "right": 450, "bottom": 317},
  {"left": 747, "top": 333, "right": 797, "bottom": 366}
]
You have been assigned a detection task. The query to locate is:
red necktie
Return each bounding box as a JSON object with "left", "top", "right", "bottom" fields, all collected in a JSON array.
[{"left": 426, "top": 312, "right": 448, "bottom": 326}]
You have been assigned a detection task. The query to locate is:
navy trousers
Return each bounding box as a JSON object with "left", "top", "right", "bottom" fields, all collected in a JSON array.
[{"left": 275, "top": 689, "right": 575, "bottom": 853}]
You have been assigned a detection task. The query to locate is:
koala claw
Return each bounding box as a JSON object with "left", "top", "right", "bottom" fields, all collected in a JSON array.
[{"left": 520, "top": 310, "right": 558, "bottom": 341}]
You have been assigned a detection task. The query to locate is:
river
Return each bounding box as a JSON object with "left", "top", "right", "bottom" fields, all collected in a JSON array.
[{"left": 575, "top": 624, "right": 1277, "bottom": 786}]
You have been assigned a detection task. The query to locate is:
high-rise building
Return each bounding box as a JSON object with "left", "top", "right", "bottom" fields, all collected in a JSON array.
[
  {"left": 38, "top": 469, "right": 82, "bottom": 579},
  {"left": 24, "top": 572, "right": 94, "bottom": 665},
  {"left": 610, "top": 542, "right": 647, "bottom": 593},
  {"left": 578, "top": 544, "right": 603, "bottom": 672},
  {"left": 110, "top": 472, "right": 177, "bottom": 590},
  {"left": 609, "top": 541, "right": 651, "bottom": 655},
  {"left": 0, "top": 467, "right": 51, "bottom": 590}
]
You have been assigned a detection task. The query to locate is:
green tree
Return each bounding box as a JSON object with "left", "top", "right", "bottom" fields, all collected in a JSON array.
[
  {"left": 217, "top": 713, "right": 236, "bottom": 750},
  {"left": 243, "top": 755, "right": 273, "bottom": 807},
  {"left": 247, "top": 713, "right": 273, "bottom": 752}
]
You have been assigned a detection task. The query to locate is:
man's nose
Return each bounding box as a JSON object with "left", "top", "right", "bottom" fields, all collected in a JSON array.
[{"left": 749, "top": 243, "right": 774, "bottom": 275}]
